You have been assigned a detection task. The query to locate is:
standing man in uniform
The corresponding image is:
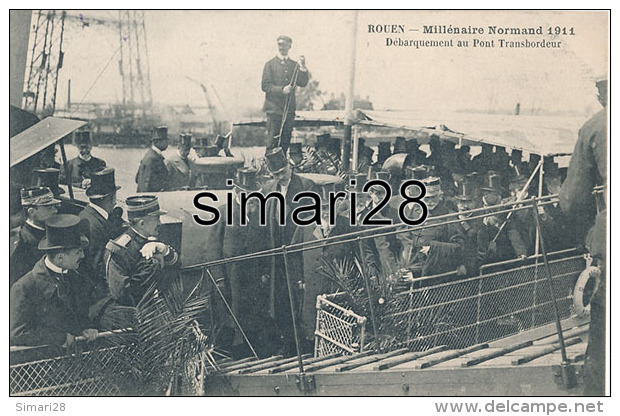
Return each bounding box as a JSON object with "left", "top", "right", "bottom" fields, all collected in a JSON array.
[
  {"left": 560, "top": 77, "right": 607, "bottom": 396},
  {"left": 166, "top": 133, "right": 194, "bottom": 190},
  {"left": 98, "top": 195, "right": 178, "bottom": 328},
  {"left": 262, "top": 35, "right": 309, "bottom": 154},
  {"left": 10, "top": 187, "right": 61, "bottom": 287},
  {"left": 136, "top": 126, "right": 170, "bottom": 192}
]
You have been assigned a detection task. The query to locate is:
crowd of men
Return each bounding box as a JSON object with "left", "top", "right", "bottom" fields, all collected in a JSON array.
[{"left": 8, "top": 34, "right": 606, "bottom": 391}]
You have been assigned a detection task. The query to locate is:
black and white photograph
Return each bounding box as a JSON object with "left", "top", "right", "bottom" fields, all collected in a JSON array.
[{"left": 7, "top": 8, "right": 611, "bottom": 407}]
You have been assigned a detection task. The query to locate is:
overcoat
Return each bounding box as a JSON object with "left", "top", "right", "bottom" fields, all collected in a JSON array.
[
  {"left": 10, "top": 257, "right": 95, "bottom": 346},
  {"left": 10, "top": 222, "right": 45, "bottom": 287},
  {"left": 135, "top": 148, "right": 168, "bottom": 192}
]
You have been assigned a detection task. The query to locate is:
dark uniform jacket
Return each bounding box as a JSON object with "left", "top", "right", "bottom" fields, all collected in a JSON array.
[
  {"left": 165, "top": 152, "right": 192, "bottom": 190},
  {"left": 104, "top": 227, "right": 178, "bottom": 307},
  {"left": 78, "top": 204, "right": 126, "bottom": 298},
  {"left": 258, "top": 172, "right": 316, "bottom": 359},
  {"left": 560, "top": 108, "right": 607, "bottom": 260},
  {"left": 398, "top": 202, "right": 465, "bottom": 277},
  {"left": 65, "top": 156, "right": 107, "bottom": 186},
  {"left": 261, "top": 56, "right": 309, "bottom": 116},
  {"left": 10, "top": 257, "right": 95, "bottom": 346},
  {"left": 10, "top": 222, "right": 45, "bottom": 287},
  {"left": 135, "top": 148, "right": 169, "bottom": 192},
  {"left": 291, "top": 218, "right": 354, "bottom": 340},
  {"left": 222, "top": 201, "right": 271, "bottom": 337}
]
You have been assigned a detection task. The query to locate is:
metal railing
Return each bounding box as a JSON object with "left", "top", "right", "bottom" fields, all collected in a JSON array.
[{"left": 10, "top": 191, "right": 594, "bottom": 393}]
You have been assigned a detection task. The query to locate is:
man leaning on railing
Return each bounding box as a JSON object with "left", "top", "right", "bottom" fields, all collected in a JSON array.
[{"left": 10, "top": 214, "right": 99, "bottom": 348}]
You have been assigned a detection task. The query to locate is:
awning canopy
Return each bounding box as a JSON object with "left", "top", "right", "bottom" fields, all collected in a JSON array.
[
  {"left": 10, "top": 117, "right": 87, "bottom": 168},
  {"left": 233, "top": 109, "right": 585, "bottom": 157}
]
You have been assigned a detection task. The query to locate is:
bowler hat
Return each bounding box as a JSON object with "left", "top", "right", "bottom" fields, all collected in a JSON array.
[
  {"left": 73, "top": 130, "right": 92, "bottom": 146},
  {"left": 21, "top": 186, "right": 61, "bottom": 207},
  {"left": 234, "top": 168, "right": 261, "bottom": 192},
  {"left": 38, "top": 214, "right": 89, "bottom": 250},
  {"left": 265, "top": 147, "right": 289, "bottom": 174},
  {"left": 34, "top": 168, "right": 64, "bottom": 196},
  {"left": 86, "top": 167, "right": 121, "bottom": 199},
  {"left": 126, "top": 195, "right": 168, "bottom": 220},
  {"left": 152, "top": 126, "right": 168, "bottom": 141}
]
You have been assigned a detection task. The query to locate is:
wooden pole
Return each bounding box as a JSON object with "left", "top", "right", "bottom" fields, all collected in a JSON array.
[{"left": 342, "top": 11, "right": 359, "bottom": 173}]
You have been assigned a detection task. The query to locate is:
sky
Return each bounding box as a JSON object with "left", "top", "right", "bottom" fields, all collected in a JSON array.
[{"left": 44, "top": 10, "right": 609, "bottom": 120}]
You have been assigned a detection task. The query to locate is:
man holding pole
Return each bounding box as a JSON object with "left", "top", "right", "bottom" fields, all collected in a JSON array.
[{"left": 261, "top": 35, "right": 309, "bottom": 154}]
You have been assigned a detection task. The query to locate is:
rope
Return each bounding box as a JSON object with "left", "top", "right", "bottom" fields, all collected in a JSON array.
[{"left": 70, "top": 45, "right": 122, "bottom": 118}]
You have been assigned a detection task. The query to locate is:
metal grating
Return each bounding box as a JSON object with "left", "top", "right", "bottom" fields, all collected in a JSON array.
[{"left": 314, "top": 255, "right": 585, "bottom": 356}]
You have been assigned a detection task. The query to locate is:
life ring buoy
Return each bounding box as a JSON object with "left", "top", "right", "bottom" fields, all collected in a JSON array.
[{"left": 573, "top": 266, "right": 601, "bottom": 317}]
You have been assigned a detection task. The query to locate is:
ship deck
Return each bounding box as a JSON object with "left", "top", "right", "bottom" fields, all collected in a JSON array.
[{"left": 206, "top": 315, "right": 589, "bottom": 396}]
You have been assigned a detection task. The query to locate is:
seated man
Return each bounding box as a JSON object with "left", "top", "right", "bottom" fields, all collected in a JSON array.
[
  {"left": 399, "top": 177, "right": 466, "bottom": 277},
  {"left": 10, "top": 214, "right": 98, "bottom": 347},
  {"left": 10, "top": 187, "right": 61, "bottom": 287}
]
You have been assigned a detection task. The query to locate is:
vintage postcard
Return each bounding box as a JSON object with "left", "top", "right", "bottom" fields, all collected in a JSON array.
[{"left": 8, "top": 9, "right": 610, "bottom": 407}]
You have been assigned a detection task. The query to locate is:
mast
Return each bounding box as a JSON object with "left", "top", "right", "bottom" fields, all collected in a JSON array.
[{"left": 342, "top": 10, "right": 359, "bottom": 173}]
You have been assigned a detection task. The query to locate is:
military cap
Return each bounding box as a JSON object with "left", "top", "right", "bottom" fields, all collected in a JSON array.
[
  {"left": 21, "top": 186, "right": 61, "bottom": 207},
  {"left": 86, "top": 168, "right": 121, "bottom": 199},
  {"left": 126, "top": 195, "right": 168, "bottom": 220},
  {"left": 38, "top": 214, "right": 89, "bottom": 251},
  {"left": 277, "top": 35, "right": 293, "bottom": 44},
  {"left": 405, "top": 165, "right": 428, "bottom": 181},
  {"left": 265, "top": 147, "right": 289, "bottom": 174},
  {"left": 421, "top": 176, "right": 442, "bottom": 197},
  {"left": 152, "top": 126, "right": 168, "bottom": 141}
]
